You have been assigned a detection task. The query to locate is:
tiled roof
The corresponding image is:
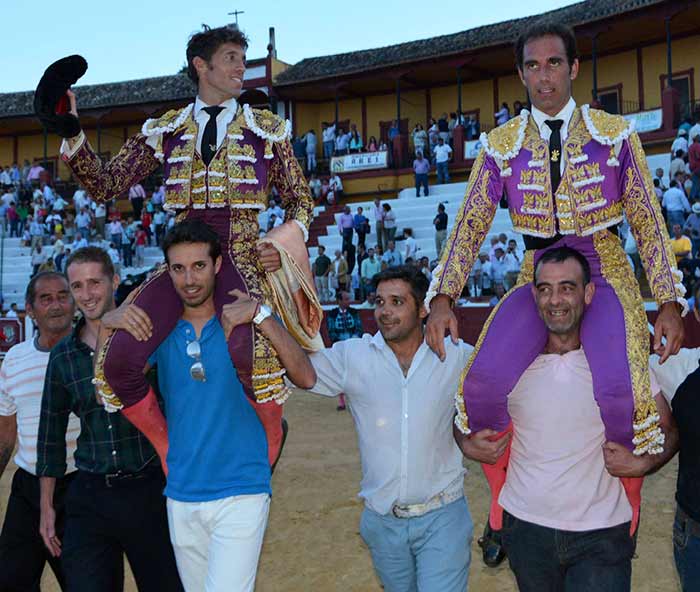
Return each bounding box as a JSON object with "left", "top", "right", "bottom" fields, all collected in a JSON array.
[
  {"left": 275, "top": 0, "right": 666, "bottom": 85},
  {"left": 0, "top": 74, "right": 195, "bottom": 119}
]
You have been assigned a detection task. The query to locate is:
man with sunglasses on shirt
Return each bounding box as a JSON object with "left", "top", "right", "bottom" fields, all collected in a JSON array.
[{"left": 108, "top": 219, "right": 316, "bottom": 591}]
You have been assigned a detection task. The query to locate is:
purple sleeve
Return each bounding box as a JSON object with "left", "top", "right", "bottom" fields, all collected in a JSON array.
[{"left": 428, "top": 150, "right": 503, "bottom": 303}]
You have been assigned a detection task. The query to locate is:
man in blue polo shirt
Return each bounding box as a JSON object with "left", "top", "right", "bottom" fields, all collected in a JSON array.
[{"left": 109, "top": 219, "right": 316, "bottom": 592}]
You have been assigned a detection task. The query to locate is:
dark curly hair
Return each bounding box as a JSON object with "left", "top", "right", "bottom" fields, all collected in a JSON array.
[
  {"left": 372, "top": 265, "right": 429, "bottom": 311},
  {"left": 186, "top": 25, "right": 249, "bottom": 84}
]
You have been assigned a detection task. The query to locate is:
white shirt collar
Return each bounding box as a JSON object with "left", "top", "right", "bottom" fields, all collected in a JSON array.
[
  {"left": 531, "top": 97, "right": 576, "bottom": 136},
  {"left": 193, "top": 96, "right": 238, "bottom": 118}
]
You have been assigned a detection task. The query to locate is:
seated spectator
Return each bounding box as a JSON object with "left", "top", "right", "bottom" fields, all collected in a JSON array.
[
  {"left": 30, "top": 243, "right": 47, "bottom": 276},
  {"left": 513, "top": 100, "right": 524, "bottom": 117},
  {"left": 355, "top": 290, "right": 376, "bottom": 309},
  {"left": 489, "top": 282, "right": 505, "bottom": 306},
  {"left": 320, "top": 177, "right": 331, "bottom": 204},
  {"left": 690, "top": 131, "right": 700, "bottom": 200},
  {"left": 308, "top": 174, "right": 322, "bottom": 202},
  {"left": 671, "top": 223, "right": 692, "bottom": 263},
  {"left": 381, "top": 240, "right": 403, "bottom": 268},
  {"left": 378, "top": 140, "right": 388, "bottom": 152},
  {"left": 6, "top": 303, "right": 19, "bottom": 318},
  {"left": 367, "top": 136, "right": 379, "bottom": 152},
  {"left": 71, "top": 232, "right": 88, "bottom": 251}
]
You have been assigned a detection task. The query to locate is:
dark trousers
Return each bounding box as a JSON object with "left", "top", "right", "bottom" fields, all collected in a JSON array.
[
  {"left": 342, "top": 227, "right": 354, "bottom": 251},
  {"left": 415, "top": 173, "right": 429, "bottom": 196},
  {"left": 0, "top": 468, "right": 73, "bottom": 592},
  {"left": 121, "top": 241, "right": 133, "bottom": 267},
  {"left": 62, "top": 469, "right": 183, "bottom": 592},
  {"left": 355, "top": 229, "right": 366, "bottom": 249},
  {"left": 674, "top": 505, "right": 700, "bottom": 592},
  {"left": 130, "top": 197, "right": 144, "bottom": 219},
  {"left": 500, "top": 511, "right": 635, "bottom": 592}
]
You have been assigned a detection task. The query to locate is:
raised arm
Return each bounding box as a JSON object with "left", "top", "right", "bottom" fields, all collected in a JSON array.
[
  {"left": 60, "top": 92, "right": 160, "bottom": 202},
  {"left": 222, "top": 289, "right": 316, "bottom": 389}
]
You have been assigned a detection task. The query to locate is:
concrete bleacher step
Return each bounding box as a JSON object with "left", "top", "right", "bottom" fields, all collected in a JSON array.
[{"left": 309, "top": 182, "right": 521, "bottom": 263}]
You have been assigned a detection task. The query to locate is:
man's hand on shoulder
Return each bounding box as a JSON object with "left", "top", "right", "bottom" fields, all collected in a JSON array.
[
  {"left": 426, "top": 294, "right": 459, "bottom": 362},
  {"left": 222, "top": 289, "right": 260, "bottom": 339}
]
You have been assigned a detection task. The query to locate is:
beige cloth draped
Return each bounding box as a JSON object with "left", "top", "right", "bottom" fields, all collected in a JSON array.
[{"left": 259, "top": 222, "right": 324, "bottom": 352}]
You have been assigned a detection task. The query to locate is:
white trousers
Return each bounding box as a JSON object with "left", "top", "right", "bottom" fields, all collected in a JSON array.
[{"left": 167, "top": 493, "right": 270, "bottom": 592}]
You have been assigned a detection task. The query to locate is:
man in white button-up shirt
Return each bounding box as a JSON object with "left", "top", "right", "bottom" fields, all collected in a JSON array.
[{"left": 308, "top": 265, "right": 474, "bottom": 592}]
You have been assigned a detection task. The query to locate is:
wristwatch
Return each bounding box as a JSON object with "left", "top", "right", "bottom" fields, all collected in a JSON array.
[{"left": 253, "top": 303, "right": 273, "bottom": 326}]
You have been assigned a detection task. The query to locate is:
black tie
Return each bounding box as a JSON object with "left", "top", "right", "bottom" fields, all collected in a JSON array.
[
  {"left": 545, "top": 119, "right": 564, "bottom": 193},
  {"left": 201, "top": 106, "right": 224, "bottom": 166}
]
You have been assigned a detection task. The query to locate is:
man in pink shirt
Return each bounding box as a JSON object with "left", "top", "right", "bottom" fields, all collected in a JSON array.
[{"left": 455, "top": 246, "right": 674, "bottom": 591}]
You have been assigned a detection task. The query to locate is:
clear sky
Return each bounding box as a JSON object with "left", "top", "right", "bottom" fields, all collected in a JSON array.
[{"left": 3, "top": 0, "right": 578, "bottom": 93}]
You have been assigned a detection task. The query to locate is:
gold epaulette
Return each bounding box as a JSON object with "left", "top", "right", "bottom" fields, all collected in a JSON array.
[
  {"left": 242, "top": 104, "right": 291, "bottom": 143},
  {"left": 480, "top": 111, "right": 529, "bottom": 161},
  {"left": 581, "top": 104, "right": 634, "bottom": 146},
  {"left": 141, "top": 103, "right": 194, "bottom": 137}
]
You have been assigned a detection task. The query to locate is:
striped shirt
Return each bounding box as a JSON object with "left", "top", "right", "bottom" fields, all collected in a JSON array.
[{"left": 0, "top": 338, "right": 80, "bottom": 475}]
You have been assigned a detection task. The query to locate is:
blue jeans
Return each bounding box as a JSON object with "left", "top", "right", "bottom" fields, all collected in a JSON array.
[
  {"left": 359, "top": 496, "right": 472, "bottom": 592},
  {"left": 500, "top": 511, "right": 635, "bottom": 592},
  {"left": 323, "top": 141, "right": 335, "bottom": 159},
  {"left": 674, "top": 505, "right": 700, "bottom": 592},
  {"left": 691, "top": 173, "right": 700, "bottom": 201},
  {"left": 436, "top": 161, "right": 449, "bottom": 184}
]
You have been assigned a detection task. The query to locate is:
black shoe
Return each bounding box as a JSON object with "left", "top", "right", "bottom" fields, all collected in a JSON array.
[
  {"left": 336, "top": 404, "right": 346, "bottom": 411},
  {"left": 270, "top": 418, "right": 289, "bottom": 475},
  {"left": 478, "top": 521, "right": 507, "bottom": 568}
]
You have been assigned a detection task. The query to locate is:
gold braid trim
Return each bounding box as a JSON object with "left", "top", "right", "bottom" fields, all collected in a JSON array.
[
  {"left": 593, "top": 232, "right": 664, "bottom": 455},
  {"left": 454, "top": 251, "right": 535, "bottom": 434},
  {"left": 623, "top": 133, "right": 684, "bottom": 309}
]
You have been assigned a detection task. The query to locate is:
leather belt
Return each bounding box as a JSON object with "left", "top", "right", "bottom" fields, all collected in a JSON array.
[{"left": 391, "top": 487, "right": 463, "bottom": 519}]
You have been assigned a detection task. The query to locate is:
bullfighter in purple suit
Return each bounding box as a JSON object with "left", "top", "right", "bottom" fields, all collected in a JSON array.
[
  {"left": 425, "top": 23, "right": 685, "bottom": 534},
  {"left": 35, "top": 26, "right": 320, "bottom": 470}
]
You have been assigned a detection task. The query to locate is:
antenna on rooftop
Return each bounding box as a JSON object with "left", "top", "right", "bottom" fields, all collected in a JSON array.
[{"left": 228, "top": 9, "right": 244, "bottom": 26}]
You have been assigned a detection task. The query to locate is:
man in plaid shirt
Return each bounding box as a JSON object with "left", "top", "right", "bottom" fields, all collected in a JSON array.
[
  {"left": 36, "top": 247, "right": 182, "bottom": 591},
  {"left": 326, "top": 291, "right": 363, "bottom": 410}
]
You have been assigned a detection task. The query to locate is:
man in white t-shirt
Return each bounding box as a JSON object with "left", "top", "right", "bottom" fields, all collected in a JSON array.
[
  {"left": 454, "top": 246, "right": 674, "bottom": 591},
  {"left": 432, "top": 137, "right": 453, "bottom": 184},
  {"left": 0, "top": 272, "right": 80, "bottom": 590}
]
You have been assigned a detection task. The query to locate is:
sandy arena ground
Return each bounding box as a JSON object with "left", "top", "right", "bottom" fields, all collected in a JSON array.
[{"left": 0, "top": 389, "right": 681, "bottom": 591}]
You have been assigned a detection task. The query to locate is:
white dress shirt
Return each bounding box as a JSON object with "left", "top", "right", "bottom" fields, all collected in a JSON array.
[
  {"left": 530, "top": 97, "right": 577, "bottom": 174},
  {"left": 192, "top": 96, "right": 238, "bottom": 156},
  {"left": 309, "top": 334, "right": 472, "bottom": 515}
]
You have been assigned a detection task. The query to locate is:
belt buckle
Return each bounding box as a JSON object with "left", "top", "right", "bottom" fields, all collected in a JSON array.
[{"left": 392, "top": 504, "right": 407, "bottom": 518}]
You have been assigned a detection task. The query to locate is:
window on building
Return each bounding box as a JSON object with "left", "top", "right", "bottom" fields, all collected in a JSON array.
[{"left": 598, "top": 88, "right": 621, "bottom": 115}]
